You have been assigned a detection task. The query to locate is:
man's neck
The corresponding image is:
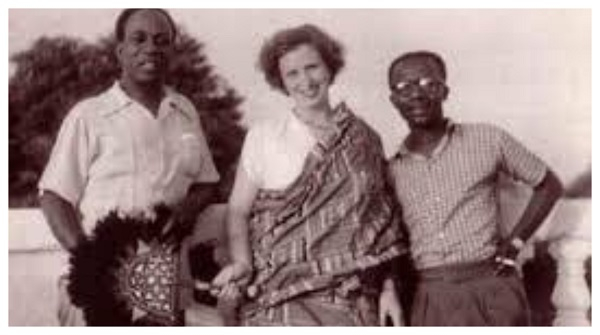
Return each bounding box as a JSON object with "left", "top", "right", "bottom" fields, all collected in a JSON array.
[
  {"left": 119, "top": 79, "right": 165, "bottom": 117},
  {"left": 406, "top": 119, "right": 448, "bottom": 155}
]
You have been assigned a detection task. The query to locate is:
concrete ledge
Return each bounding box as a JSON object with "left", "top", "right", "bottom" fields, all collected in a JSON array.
[
  {"left": 8, "top": 200, "right": 590, "bottom": 326},
  {"left": 9, "top": 209, "right": 61, "bottom": 252}
]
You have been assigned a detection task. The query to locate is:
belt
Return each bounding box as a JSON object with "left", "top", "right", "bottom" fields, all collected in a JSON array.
[{"left": 417, "top": 258, "right": 498, "bottom": 282}]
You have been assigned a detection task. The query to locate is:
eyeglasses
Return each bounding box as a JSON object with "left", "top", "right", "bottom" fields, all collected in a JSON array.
[{"left": 391, "top": 78, "right": 446, "bottom": 100}]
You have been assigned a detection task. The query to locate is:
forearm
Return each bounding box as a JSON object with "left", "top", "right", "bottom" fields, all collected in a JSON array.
[
  {"left": 223, "top": 164, "right": 257, "bottom": 268},
  {"left": 227, "top": 211, "right": 252, "bottom": 266},
  {"left": 509, "top": 169, "right": 563, "bottom": 241},
  {"left": 39, "top": 191, "right": 86, "bottom": 252}
]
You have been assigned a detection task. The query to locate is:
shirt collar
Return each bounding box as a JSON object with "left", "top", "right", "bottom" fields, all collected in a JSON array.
[
  {"left": 98, "top": 81, "right": 132, "bottom": 117},
  {"left": 100, "top": 82, "right": 191, "bottom": 120},
  {"left": 395, "top": 118, "right": 456, "bottom": 160}
]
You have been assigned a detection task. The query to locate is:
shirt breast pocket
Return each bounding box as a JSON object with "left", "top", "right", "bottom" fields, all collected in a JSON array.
[{"left": 94, "top": 132, "right": 133, "bottom": 178}]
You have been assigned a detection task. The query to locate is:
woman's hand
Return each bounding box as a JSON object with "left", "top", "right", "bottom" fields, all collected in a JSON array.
[
  {"left": 379, "top": 278, "right": 405, "bottom": 326},
  {"left": 211, "top": 262, "right": 253, "bottom": 299}
]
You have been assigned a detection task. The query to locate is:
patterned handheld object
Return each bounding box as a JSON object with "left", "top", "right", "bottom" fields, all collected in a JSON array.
[
  {"left": 120, "top": 245, "right": 180, "bottom": 324},
  {"left": 68, "top": 207, "right": 183, "bottom": 326}
]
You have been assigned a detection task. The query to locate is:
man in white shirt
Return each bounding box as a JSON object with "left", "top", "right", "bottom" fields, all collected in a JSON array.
[{"left": 38, "top": 9, "right": 219, "bottom": 325}]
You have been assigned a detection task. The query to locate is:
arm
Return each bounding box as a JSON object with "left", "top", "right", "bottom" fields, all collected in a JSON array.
[
  {"left": 498, "top": 169, "right": 564, "bottom": 263},
  {"left": 495, "top": 127, "right": 564, "bottom": 261},
  {"left": 226, "top": 166, "right": 257, "bottom": 268},
  {"left": 39, "top": 190, "right": 86, "bottom": 253},
  {"left": 377, "top": 161, "right": 409, "bottom": 325},
  {"left": 211, "top": 163, "right": 258, "bottom": 287},
  {"left": 510, "top": 169, "right": 563, "bottom": 242}
]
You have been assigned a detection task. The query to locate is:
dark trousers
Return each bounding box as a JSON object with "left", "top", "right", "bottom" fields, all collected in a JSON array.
[{"left": 410, "top": 260, "right": 530, "bottom": 326}]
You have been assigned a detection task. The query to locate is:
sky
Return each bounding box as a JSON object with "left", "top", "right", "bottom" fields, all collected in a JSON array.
[{"left": 8, "top": 8, "right": 591, "bottom": 186}]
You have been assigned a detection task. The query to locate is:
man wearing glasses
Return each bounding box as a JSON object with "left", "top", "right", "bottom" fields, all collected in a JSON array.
[{"left": 386, "top": 51, "right": 563, "bottom": 326}]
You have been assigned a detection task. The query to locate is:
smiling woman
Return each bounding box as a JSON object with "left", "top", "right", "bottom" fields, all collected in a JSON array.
[
  {"left": 278, "top": 44, "right": 333, "bottom": 116},
  {"left": 210, "top": 23, "right": 408, "bottom": 326}
]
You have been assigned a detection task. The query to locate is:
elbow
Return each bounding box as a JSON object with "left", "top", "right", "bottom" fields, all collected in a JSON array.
[
  {"left": 549, "top": 169, "right": 564, "bottom": 196},
  {"left": 542, "top": 169, "right": 564, "bottom": 202},
  {"left": 39, "top": 189, "right": 58, "bottom": 211}
]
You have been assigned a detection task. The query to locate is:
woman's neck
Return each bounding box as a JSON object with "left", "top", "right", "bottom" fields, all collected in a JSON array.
[
  {"left": 293, "top": 103, "right": 338, "bottom": 143},
  {"left": 293, "top": 102, "right": 334, "bottom": 127}
]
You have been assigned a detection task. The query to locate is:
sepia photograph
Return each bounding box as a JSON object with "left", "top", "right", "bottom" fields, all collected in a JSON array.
[{"left": 8, "top": 7, "right": 591, "bottom": 327}]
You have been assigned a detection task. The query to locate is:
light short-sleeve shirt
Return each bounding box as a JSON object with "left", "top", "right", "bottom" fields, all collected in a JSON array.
[
  {"left": 241, "top": 111, "right": 316, "bottom": 190},
  {"left": 39, "top": 82, "right": 219, "bottom": 233},
  {"left": 388, "top": 121, "right": 547, "bottom": 270}
]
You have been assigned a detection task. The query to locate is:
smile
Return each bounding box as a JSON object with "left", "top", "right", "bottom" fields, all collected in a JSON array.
[
  {"left": 138, "top": 60, "right": 161, "bottom": 71},
  {"left": 296, "top": 85, "right": 322, "bottom": 98},
  {"left": 300, "top": 90, "right": 319, "bottom": 98}
]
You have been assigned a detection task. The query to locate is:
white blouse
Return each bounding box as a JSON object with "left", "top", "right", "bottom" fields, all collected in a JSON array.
[{"left": 241, "top": 111, "right": 317, "bottom": 190}]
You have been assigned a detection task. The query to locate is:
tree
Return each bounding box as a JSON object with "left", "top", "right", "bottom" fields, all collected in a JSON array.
[{"left": 9, "top": 30, "right": 246, "bottom": 207}]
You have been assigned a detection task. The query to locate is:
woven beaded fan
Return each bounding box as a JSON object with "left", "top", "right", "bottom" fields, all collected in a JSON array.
[{"left": 68, "top": 206, "right": 183, "bottom": 326}]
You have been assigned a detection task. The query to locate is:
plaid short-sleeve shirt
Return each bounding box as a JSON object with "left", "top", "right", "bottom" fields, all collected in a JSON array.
[{"left": 388, "top": 120, "right": 547, "bottom": 270}]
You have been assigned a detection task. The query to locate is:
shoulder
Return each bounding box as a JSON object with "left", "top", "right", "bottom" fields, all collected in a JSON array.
[
  {"left": 62, "top": 89, "right": 115, "bottom": 124},
  {"left": 452, "top": 122, "right": 530, "bottom": 157},
  {"left": 454, "top": 122, "right": 507, "bottom": 141},
  {"left": 345, "top": 110, "right": 382, "bottom": 146},
  {"left": 248, "top": 116, "right": 289, "bottom": 141},
  {"left": 166, "top": 89, "right": 199, "bottom": 121}
]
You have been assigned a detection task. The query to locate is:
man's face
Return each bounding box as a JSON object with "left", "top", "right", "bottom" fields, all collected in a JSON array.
[
  {"left": 389, "top": 57, "right": 448, "bottom": 129},
  {"left": 117, "top": 10, "right": 174, "bottom": 86}
]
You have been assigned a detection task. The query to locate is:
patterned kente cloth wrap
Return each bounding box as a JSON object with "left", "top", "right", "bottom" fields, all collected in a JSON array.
[{"left": 242, "top": 104, "right": 407, "bottom": 326}]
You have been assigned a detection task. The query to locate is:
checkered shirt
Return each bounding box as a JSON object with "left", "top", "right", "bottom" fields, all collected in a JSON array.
[{"left": 388, "top": 121, "right": 547, "bottom": 270}]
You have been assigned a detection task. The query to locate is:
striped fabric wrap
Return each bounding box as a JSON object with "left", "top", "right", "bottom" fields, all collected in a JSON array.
[{"left": 246, "top": 103, "right": 407, "bottom": 314}]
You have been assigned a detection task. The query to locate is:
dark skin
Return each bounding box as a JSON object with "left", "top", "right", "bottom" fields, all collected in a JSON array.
[
  {"left": 389, "top": 54, "right": 563, "bottom": 272},
  {"left": 40, "top": 9, "right": 216, "bottom": 252},
  {"left": 40, "top": 191, "right": 85, "bottom": 252},
  {"left": 116, "top": 9, "right": 174, "bottom": 116},
  {"left": 389, "top": 57, "right": 449, "bottom": 156}
]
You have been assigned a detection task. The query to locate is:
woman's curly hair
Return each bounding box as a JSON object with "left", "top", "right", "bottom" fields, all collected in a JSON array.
[{"left": 258, "top": 24, "right": 345, "bottom": 93}]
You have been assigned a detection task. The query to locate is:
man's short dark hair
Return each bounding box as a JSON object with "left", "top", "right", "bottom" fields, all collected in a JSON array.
[
  {"left": 115, "top": 8, "right": 177, "bottom": 42},
  {"left": 258, "top": 24, "right": 345, "bottom": 93},
  {"left": 388, "top": 51, "right": 447, "bottom": 88}
]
